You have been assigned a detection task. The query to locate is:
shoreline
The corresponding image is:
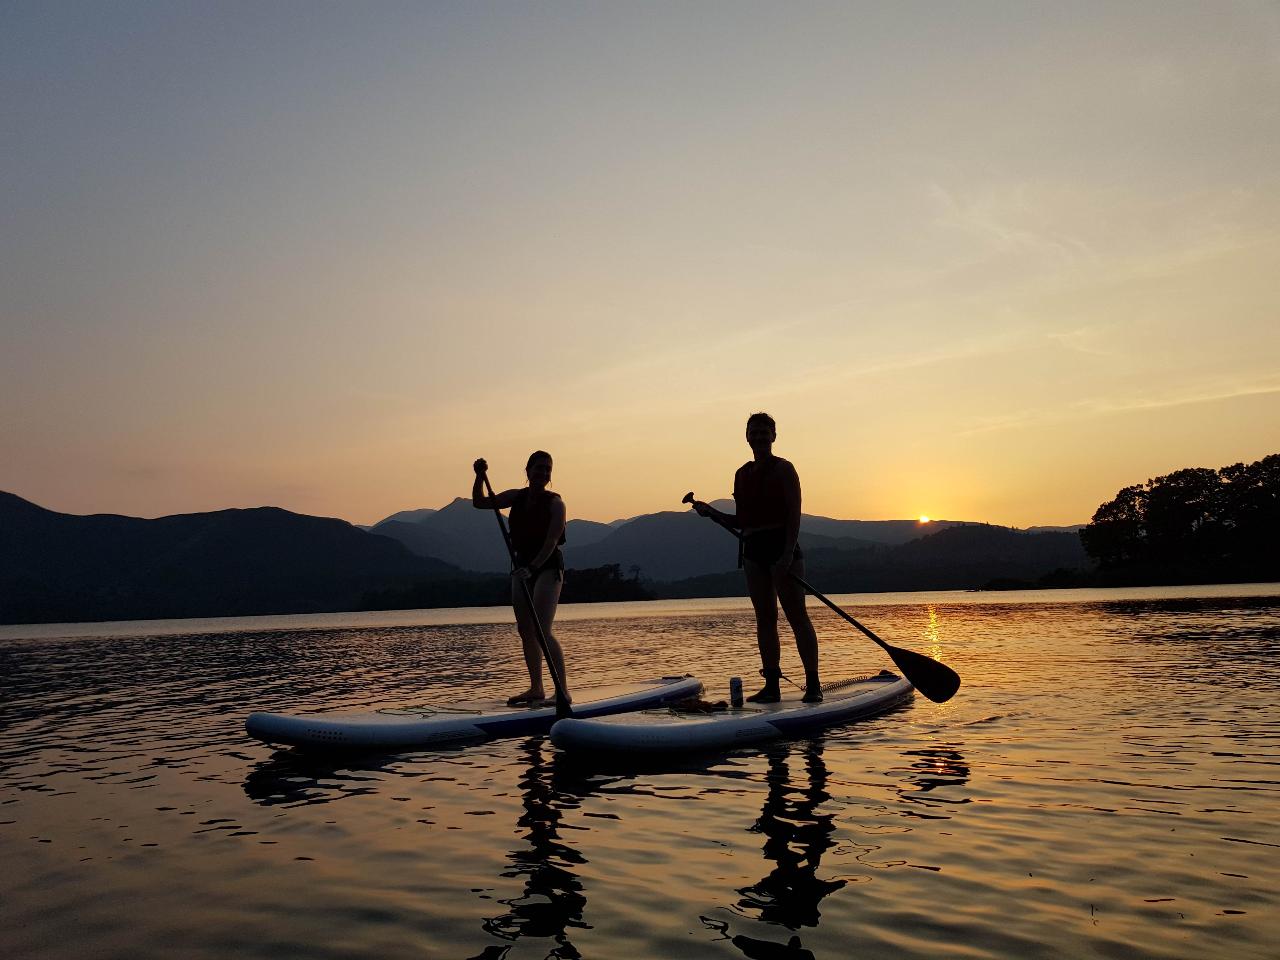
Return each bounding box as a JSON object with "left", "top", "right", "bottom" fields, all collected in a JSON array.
[{"left": 4, "top": 581, "right": 1279, "bottom": 641}]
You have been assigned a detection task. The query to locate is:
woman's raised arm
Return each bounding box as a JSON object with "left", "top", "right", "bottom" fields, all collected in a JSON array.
[{"left": 471, "top": 458, "right": 521, "bottom": 509}]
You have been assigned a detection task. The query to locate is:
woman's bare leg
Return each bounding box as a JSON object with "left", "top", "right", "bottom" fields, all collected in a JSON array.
[
  {"left": 530, "top": 571, "right": 568, "bottom": 699},
  {"left": 511, "top": 580, "right": 545, "bottom": 700},
  {"left": 775, "top": 556, "right": 819, "bottom": 688}
]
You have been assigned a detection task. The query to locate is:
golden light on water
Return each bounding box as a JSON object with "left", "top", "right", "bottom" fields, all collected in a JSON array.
[{"left": 922, "top": 605, "right": 942, "bottom": 655}]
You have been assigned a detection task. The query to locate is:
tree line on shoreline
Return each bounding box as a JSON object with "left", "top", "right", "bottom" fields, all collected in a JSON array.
[{"left": 1079, "top": 454, "right": 1279, "bottom": 585}]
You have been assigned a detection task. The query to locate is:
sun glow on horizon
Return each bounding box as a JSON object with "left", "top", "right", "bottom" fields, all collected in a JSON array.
[{"left": 918, "top": 515, "right": 931, "bottom": 523}]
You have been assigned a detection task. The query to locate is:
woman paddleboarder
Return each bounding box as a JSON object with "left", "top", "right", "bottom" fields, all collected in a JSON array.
[
  {"left": 689, "top": 413, "right": 822, "bottom": 702},
  {"left": 472, "top": 452, "right": 570, "bottom": 706}
]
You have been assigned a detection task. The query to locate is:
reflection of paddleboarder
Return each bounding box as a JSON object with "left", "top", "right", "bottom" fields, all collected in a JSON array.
[
  {"left": 690, "top": 412, "right": 821, "bottom": 702},
  {"left": 479, "top": 738, "right": 587, "bottom": 953},
  {"left": 737, "top": 741, "right": 845, "bottom": 931},
  {"left": 472, "top": 452, "right": 570, "bottom": 706}
]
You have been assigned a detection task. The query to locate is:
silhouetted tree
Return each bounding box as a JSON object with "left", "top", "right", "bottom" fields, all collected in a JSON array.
[
  {"left": 1080, "top": 454, "right": 1280, "bottom": 583},
  {"left": 1079, "top": 484, "right": 1146, "bottom": 568},
  {"left": 1219, "top": 454, "right": 1280, "bottom": 569},
  {"left": 559, "top": 564, "right": 653, "bottom": 603},
  {"left": 1143, "top": 467, "right": 1222, "bottom": 562}
]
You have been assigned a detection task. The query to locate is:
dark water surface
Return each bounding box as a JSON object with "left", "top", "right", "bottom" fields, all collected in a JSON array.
[{"left": 3, "top": 585, "right": 1279, "bottom": 959}]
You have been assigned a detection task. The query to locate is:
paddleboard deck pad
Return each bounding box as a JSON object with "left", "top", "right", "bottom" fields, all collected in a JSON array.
[
  {"left": 246, "top": 675, "right": 703, "bottom": 749},
  {"left": 550, "top": 671, "right": 912, "bottom": 754}
]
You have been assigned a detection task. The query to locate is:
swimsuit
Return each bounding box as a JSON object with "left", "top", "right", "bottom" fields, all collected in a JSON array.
[
  {"left": 740, "top": 528, "right": 803, "bottom": 568},
  {"left": 509, "top": 488, "right": 565, "bottom": 581},
  {"left": 733, "top": 456, "right": 802, "bottom": 568}
]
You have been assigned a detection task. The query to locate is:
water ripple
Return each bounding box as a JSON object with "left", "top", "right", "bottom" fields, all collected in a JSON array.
[{"left": 2, "top": 587, "right": 1279, "bottom": 959}]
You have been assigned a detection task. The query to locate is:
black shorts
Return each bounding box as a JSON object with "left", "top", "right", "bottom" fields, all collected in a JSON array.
[{"left": 739, "top": 529, "right": 802, "bottom": 568}]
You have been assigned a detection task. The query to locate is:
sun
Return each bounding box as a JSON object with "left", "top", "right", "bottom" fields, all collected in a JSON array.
[{"left": 918, "top": 515, "right": 931, "bottom": 523}]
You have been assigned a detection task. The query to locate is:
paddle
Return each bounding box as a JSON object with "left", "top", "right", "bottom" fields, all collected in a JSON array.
[
  {"left": 682, "top": 492, "right": 961, "bottom": 704},
  {"left": 481, "top": 469, "right": 573, "bottom": 719}
]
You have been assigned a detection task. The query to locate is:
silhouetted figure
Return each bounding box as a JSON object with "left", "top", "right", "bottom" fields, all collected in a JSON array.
[
  {"left": 737, "top": 742, "right": 844, "bottom": 931},
  {"left": 730, "top": 933, "right": 816, "bottom": 960},
  {"left": 690, "top": 413, "right": 821, "bottom": 701},
  {"left": 473, "top": 453, "right": 570, "bottom": 705}
]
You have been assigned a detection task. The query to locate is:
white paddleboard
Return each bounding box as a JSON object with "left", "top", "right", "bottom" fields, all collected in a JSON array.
[
  {"left": 549, "top": 671, "right": 912, "bottom": 754},
  {"left": 245, "top": 675, "right": 702, "bottom": 749}
]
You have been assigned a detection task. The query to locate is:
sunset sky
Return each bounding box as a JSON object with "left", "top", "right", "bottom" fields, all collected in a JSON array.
[{"left": 3, "top": 2, "right": 1277, "bottom": 528}]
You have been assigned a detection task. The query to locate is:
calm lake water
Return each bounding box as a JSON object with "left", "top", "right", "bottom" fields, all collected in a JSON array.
[{"left": 2, "top": 584, "right": 1278, "bottom": 960}]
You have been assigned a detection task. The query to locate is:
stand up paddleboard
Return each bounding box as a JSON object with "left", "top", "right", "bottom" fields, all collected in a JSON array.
[
  {"left": 246, "top": 675, "right": 703, "bottom": 749},
  {"left": 550, "top": 671, "right": 912, "bottom": 754}
]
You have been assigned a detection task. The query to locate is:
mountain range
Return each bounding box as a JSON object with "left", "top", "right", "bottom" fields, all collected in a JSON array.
[
  {"left": 0, "top": 491, "right": 456, "bottom": 624},
  {"left": 0, "top": 489, "right": 1089, "bottom": 625},
  {"left": 369, "top": 497, "right": 615, "bottom": 573},
  {"left": 368, "top": 496, "right": 1009, "bottom": 581}
]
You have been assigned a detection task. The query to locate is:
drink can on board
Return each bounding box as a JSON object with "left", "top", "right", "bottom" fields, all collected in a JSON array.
[{"left": 729, "top": 676, "right": 743, "bottom": 707}]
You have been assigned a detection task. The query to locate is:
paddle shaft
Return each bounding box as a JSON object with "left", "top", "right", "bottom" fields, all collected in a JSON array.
[{"left": 482, "top": 472, "right": 572, "bottom": 718}]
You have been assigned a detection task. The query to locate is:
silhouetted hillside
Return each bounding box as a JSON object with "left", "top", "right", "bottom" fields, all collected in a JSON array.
[
  {"left": 564, "top": 511, "right": 737, "bottom": 581},
  {"left": 0, "top": 492, "right": 457, "bottom": 624},
  {"left": 564, "top": 518, "right": 613, "bottom": 547},
  {"left": 362, "top": 563, "right": 653, "bottom": 611},
  {"left": 378, "top": 507, "right": 437, "bottom": 525},
  {"left": 799, "top": 515, "right": 963, "bottom": 544},
  {"left": 3, "top": 486, "right": 1101, "bottom": 624},
  {"left": 690, "top": 499, "right": 961, "bottom": 544},
  {"left": 372, "top": 499, "right": 613, "bottom": 568},
  {"left": 371, "top": 491, "right": 1030, "bottom": 581},
  {"left": 372, "top": 497, "right": 505, "bottom": 571},
  {"left": 655, "top": 524, "right": 1090, "bottom": 597},
  {"left": 366, "top": 519, "right": 450, "bottom": 560},
  {"left": 564, "top": 511, "right": 928, "bottom": 581}
]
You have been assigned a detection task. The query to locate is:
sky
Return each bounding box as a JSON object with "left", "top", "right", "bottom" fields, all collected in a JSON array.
[{"left": 2, "top": 1, "right": 1278, "bottom": 528}]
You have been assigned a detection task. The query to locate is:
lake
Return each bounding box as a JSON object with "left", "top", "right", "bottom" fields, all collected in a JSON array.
[{"left": 2, "top": 584, "right": 1278, "bottom": 959}]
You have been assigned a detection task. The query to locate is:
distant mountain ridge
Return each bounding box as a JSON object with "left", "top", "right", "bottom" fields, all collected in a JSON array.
[
  {"left": 370, "top": 498, "right": 978, "bottom": 581},
  {"left": 370, "top": 497, "right": 612, "bottom": 573},
  {"left": 659, "top": 523, "right": 1091, "bottom": 597},
  {"left": 2, "top": 488, "right": 1091, "bottom": 625},
  {"left": 369, "top": 497, "right": 658, "bottom": 572},
  {"left": 0, "top": 491, "right": 456, "bottom": 625},
  {"left": 379, "top": 507, "right": 437, "bottom": 525}
]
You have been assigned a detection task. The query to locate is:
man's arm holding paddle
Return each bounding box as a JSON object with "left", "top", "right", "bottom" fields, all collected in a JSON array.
[{"left": 689, "top": 498, "right": 739, "bottom": 528}]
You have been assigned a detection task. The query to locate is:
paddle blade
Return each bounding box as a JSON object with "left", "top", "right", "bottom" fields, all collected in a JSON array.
[{"left": 886, "top": 644, "right": 961, "bottom": 704}]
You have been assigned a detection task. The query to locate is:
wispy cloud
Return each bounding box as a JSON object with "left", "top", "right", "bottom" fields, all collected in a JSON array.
[
  {"left": 1084, "top": 379, "right": 1280, "bottom": 416},
  {"left": 923, "top": 180, "right": 1279, "bottom": 293},
  {"left": 927, "top": 181, "right": 1101, "bottom": 267},
  {"left": 960, "top": 376, "right": 1280, "bottom": 437},
  {"left": 1046, "top": 327, "right": 1116, "bottom": 357}
]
